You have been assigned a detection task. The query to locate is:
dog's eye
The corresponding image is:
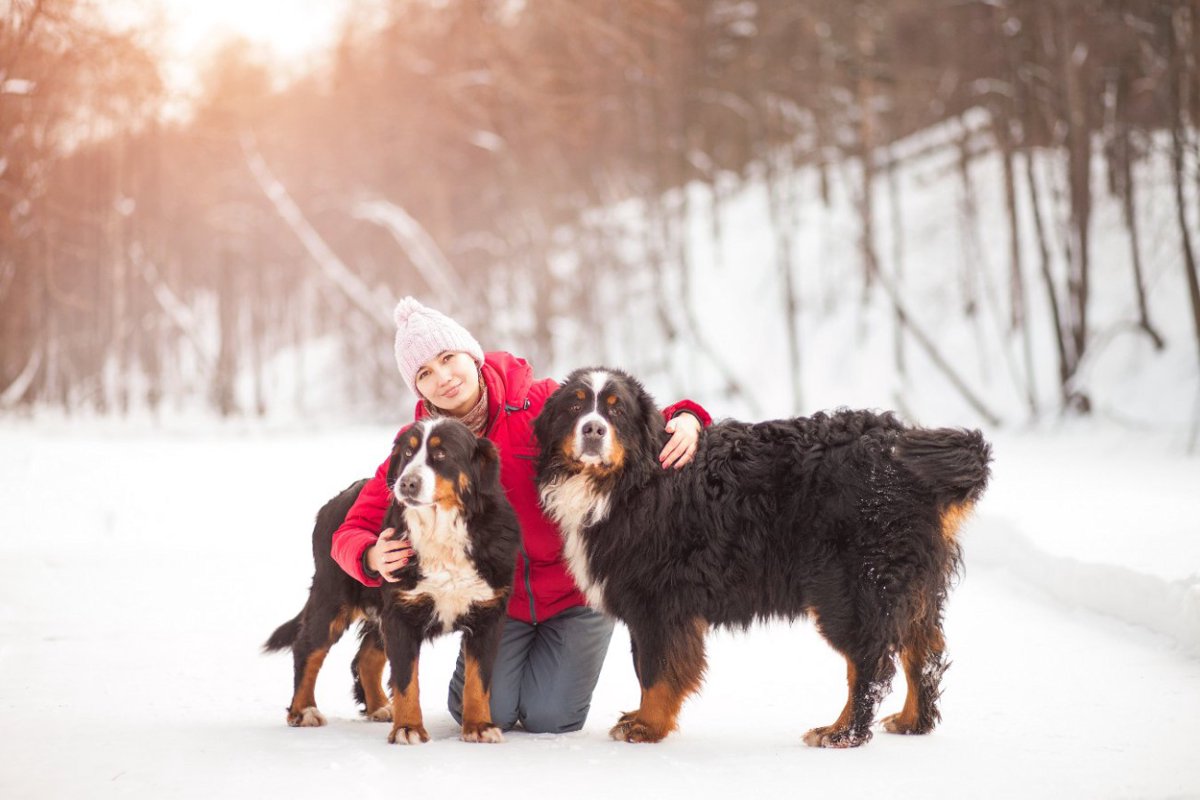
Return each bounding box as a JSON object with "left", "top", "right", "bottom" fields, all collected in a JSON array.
[
  {"left": 432, "top": 450, "right": 446, "bottom": 461},
  {"left": 569, "top": 403, "right": 582, "bottom": 413},
  {"left": 404, "top": 448, "right": 414, "bottom": 458},
  {"left": 609, "top": 406, "right": 621, "bottom": 417}
]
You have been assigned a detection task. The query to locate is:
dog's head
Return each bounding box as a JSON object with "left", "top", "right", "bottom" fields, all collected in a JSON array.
[
  {"left": 534, "top": 367, "right": 664, "bottom": 480},
  {"left": 385, "top": 418, "right": 500, "bottom": 516}
]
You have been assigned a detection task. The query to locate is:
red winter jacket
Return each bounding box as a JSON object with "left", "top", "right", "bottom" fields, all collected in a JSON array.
[{"left": 330, "top": 352, "right": 711, "bottom": 624}]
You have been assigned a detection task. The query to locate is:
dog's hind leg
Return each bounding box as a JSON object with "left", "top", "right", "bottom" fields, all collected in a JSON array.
[
  {"left": 803, "top": 648, "right": 896, "bottom": 748},
  {"left": 351, "top": 622, "right": 392, "bottom": 722},
  {"left": 882, "top": 605, "right": 949, "bottom": 735},
  {"left": 287, "top": 604, "right": 356, "bottom": 727},
  {"left": 611, "top": 619, "right": 708, "bottom": 743},
  {"left": 382, "top": 614, "right": 428, "bottom": 745}
]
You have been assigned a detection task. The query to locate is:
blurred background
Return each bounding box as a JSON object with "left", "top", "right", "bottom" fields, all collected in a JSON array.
[{"left": 2, "top": 0, "right": 1199, "bottom": 439}]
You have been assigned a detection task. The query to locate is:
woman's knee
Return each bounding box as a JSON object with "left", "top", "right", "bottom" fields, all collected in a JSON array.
[{"left": 520, "top": 701, "right": 590, "bottom": 734}]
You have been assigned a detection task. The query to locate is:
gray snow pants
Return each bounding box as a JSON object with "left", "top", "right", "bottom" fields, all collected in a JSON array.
[{"left": 447, "top": 604, "right": 615, "bottom": 733}]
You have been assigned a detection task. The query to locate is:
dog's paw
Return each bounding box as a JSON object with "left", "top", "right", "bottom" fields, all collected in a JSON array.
[
  {"left": 388, "top": 724, "right": 429, "bottom": 745},
  {"left": 880, "top": 712, "right": 919, "bottom": 735},
  {"left": 609, "top": 717, "right": 667, "bottom": 743},
  {"left": 802, "top": 725, "right": 871, "bottom": 748},
  {"left": 367, "top": 706, "right": 393, "bottom": 722},
  {"left": 461, "top": 722, "right": 504, "bottom": 743},
  {"left": 287, "top": 706, "right": 326, "bottom": 727}
]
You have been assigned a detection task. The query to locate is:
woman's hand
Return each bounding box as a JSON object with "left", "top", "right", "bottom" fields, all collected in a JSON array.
[
  {"left": 659, "top": 412, "right": 702, "bottom": 469},
  {"left": 367, "top": 528, "right": 413, "bottom": 582}
]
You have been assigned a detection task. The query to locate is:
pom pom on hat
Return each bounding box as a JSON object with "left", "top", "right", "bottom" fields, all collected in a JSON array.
[{"left": 393, "top": 297, "right": 484, "bottom": 397}]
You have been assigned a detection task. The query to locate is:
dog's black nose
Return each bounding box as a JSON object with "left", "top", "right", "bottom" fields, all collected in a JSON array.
[
  {"left": 399, "top": 474, "right": 422, "bottom": 497},
  {"left": 582, "top": 420, "right": 607, "bottom": 440}
]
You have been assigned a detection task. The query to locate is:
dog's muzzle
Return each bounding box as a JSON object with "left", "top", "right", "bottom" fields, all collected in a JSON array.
[
  {"left": 579, "top": 418, "right": 608, "bottom": 459},
  {"left": 396, "top": 472, "right": 426, "bottom": 506}
]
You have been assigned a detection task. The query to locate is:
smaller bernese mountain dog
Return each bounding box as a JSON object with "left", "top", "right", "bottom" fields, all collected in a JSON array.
[
  {"left": 264, "top": 418, "right": 520, "bottom": 744},
  {"left": 534, "top": 368, "right": 991, "bottom": 748}
]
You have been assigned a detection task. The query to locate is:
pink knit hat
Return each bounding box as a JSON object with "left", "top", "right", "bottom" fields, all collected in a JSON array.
[{"left": 393, "top": 297, "right": 485, "bottom": 397}]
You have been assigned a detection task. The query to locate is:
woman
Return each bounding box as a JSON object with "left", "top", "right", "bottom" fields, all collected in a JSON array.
[{"left": 331, "top": 297, "right": 709, "bottom": 733}]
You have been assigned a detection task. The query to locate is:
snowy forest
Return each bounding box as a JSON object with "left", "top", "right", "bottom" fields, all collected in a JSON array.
[{"left": 2, "top": 0, "right": 1200, "bottom": 432}]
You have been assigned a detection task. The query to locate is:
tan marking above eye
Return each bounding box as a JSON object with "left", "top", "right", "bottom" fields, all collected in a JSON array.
[
  {"left": 429, "top": 436, "right": 441, "bottom": 447},
  {"left": 408, "top": 436, "right": 419, "bottom": 448},
  {"left": 575, "top": 389, "right": 586, "bottom": 400},
  {"left": 606, "top": 395, "right": 618, "bottom": 405}
]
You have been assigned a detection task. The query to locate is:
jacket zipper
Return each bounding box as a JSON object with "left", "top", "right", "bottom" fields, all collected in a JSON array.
[
  {"left": 518, "top": 540, "right": 537, "bottom": 624},
  {"left": 503, "top": 395, "right": 535, "bottom": 623}
]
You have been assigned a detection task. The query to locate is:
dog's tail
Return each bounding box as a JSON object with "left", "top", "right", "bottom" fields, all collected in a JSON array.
[
  {"left": 896, "top": 427, "right": 992, "bottom": 508},
  {"left": 263, "top": 612, "right": 303, "bottom": 653}
]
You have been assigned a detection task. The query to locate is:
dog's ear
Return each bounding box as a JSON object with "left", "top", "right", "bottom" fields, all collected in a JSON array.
[
  {"left": 634, "top": 377, "right": 668, "bottom": 453},
  {"left": 532, "top": 387, "right": 565, "bottom": 470},
  {"left": 462, "top": 437, "right": 501, "bottom": 518},
  {"left": 385, "top": 435, "right": 405, "bottom": 489},
  {"left": 473, "top": 437, "right": 501, "bottom": 488}
]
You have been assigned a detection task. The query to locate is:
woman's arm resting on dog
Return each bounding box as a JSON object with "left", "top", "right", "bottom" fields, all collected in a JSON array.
[
  {"left": 660, "top": 412, "right": 702, "bottom": 469},
  {"left": 659, "top": 400, "right": 711, "bottom": 470}
]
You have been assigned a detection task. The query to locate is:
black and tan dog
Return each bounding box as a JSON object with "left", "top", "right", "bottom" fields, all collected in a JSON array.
[
  {"left": 534, "top": 367, "right": 991, "bottom": 748},
  {"left": 264, "top": 418, "right": 520, "bottom": 744}
]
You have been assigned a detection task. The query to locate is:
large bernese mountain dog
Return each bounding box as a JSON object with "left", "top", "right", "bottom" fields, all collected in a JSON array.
[
  {"left": 264, "top": 418, "right": 520, "bottom": 744},
  {"left": 533, "top": 368, "right": 991, "bottom": 748}
]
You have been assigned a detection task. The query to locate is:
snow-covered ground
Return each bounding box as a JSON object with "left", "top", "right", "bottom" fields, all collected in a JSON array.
[{"left": 2, "top": 420, "right": 1197, "bottom": 799}]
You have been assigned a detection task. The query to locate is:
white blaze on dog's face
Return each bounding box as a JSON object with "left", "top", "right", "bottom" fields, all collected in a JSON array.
[
  {"left": 392, "top": 420, "right": 438, "bottom": 506},
  {"left": 569, "top": 370, "right": 622, "bottom": 467}
]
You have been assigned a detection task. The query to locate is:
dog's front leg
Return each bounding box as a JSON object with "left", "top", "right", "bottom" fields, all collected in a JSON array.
[
  {"left": 382, "top": 612, "right": 428, "bottom": 744},
  {"left": 459, "top": 606, "right": 505, "bottom": 743},
  {"left": 612, "top": 618, "right": 708, "bottom": 743}
]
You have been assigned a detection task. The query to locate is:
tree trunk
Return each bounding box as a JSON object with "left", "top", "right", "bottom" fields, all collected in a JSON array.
[
  {"left": 212, "top": 249, "right": 239, "bottom": 417},
  {"left": 1024, "top": 150, "right": 1071, "bottom": 409},
  {"left": 1168, "top": 5, "right": 1200, "bottom": 389},
  {"left": 996, "top": 113, "right": 1039, "bottom": 417},
  {"left": 855, "top": 2, "right": 880, "bottom": 302},
  {"left": 1056, "top": 2, "right": 1093, "bottom": 412},
  {"left": 1111, "top": 69, "right": 1164, "bottom": 350}
]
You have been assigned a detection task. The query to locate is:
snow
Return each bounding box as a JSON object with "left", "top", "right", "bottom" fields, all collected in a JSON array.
[{"left": 1, "top": 421, "right": 1198, "bottom": 799}]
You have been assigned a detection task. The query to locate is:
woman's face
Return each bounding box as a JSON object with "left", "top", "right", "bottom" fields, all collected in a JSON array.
[{"left": 415, "top": 351, "right": 481, "bottom": 416}]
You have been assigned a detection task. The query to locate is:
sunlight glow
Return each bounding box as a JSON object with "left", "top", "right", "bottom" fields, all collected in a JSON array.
[
  {"left": 157, "top": 0, "right": 349, "bottom": 62},
  {"left": 110, "top": 0, "right": 354, "bottom": 103}
]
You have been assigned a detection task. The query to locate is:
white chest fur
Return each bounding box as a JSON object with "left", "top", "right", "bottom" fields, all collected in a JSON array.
[
  {"left": 401, "top": 506, "right": 499, "bottom": 633},
  {"left": 539, "top": 473, "right": 611, "bottom": 612}
]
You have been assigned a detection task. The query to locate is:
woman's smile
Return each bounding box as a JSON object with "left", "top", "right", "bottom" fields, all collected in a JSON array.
[{"left": 415, "top": 351, "right": 483, "bottom": 416}]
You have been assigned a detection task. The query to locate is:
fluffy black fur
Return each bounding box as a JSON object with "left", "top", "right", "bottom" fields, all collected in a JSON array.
[
  {"left": 264, "top": 419, "right": 520, "bottom": 743},
  {"left": 533, "top": 367, "right": 991, "bottom": 748}
]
